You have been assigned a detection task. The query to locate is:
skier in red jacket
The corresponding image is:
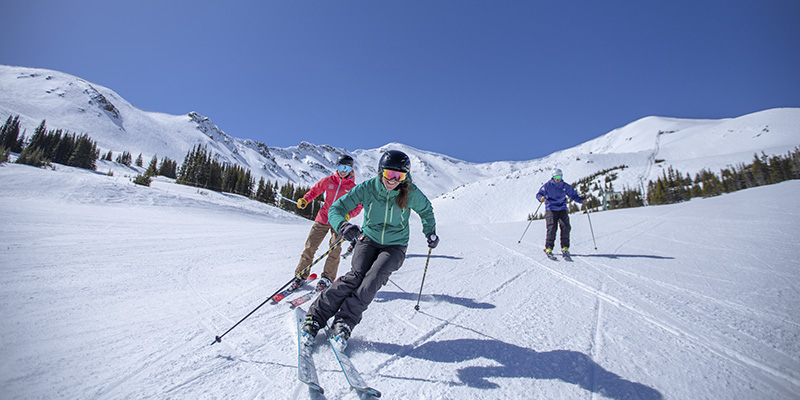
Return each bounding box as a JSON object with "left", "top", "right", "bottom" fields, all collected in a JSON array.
[{"left": 290, "top": 155, "right": 363, "bottom": 291}]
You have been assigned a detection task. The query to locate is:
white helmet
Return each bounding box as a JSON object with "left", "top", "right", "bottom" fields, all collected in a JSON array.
[{"left": 552, "top": 168, "right": 563, "bottom": 177}]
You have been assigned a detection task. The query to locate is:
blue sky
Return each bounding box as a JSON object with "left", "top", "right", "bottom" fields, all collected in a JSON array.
[{"left": 2, "top": 1, "right": 798, "bottom": 163}]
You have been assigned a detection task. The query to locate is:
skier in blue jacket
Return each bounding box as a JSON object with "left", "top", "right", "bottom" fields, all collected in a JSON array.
[{"left": 536, "top": 168, "right": 584, "bottom": 256}]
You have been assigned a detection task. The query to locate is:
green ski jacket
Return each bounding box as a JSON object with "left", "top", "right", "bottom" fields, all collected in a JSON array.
[{"left": 328, "top": 176, "right": 436, "bottom": 246}]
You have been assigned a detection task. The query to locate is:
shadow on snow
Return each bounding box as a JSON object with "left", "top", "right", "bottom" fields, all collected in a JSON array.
[
  {"left": 405, "top": 253, "right": 463, "bottom": 260},
  {"left": 569, "top": 253, "right": 674, "bottom": 260},
  {"left": 366, "top": 338, "right": 662, "bottom": 400},
  {"left": 374, "top": 291, "right": 495, "bottom": 310}
]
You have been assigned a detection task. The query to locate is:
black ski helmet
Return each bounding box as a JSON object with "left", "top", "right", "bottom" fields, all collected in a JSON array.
[
  {"left": 337, "top": 154, "right": 354, "bottom": 167},
  {"left": 378, "top": 150, "right": 411, "bottom": 173}
]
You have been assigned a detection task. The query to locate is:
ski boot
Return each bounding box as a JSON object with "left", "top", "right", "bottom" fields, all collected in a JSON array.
[
  {"left": 301, "top": 315, "right": 321, "bottom": 346},
  {"left": 330, "top": 321, "right": 352, "bottom": 350},
  {"left": 561, "top": 247, "right": 573, "bottom": 261},
  {"left": 287, "top": 276, "right": 305, "bottom": 292},
  {"left": 315, "top": 277, "right": 332, "bottom": 292}
]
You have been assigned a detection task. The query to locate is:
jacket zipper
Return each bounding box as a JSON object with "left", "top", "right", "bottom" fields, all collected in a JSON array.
[{"left": 382, "top": 188, "right": 390, "bottom": 243}]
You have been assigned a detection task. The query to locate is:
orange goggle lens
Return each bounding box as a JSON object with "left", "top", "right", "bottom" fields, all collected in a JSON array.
[{"left": 382, "top": 169, "right": 407, "bottom": 182}]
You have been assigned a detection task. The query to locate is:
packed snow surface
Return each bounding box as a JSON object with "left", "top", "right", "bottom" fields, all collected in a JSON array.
[{"left": 1, "top": 163, "right": 799, "bottom": 399}]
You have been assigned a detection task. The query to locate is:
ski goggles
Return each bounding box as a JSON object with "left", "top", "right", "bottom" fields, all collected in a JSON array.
[
  {"left": 381, "top": 169, "right": 407, "bottom": 182},
  {"left": 553, "top": 174, "right": 563, "bottom": 180},
  {"left": 337, "top": 164, "right": 353, "bottom": 173}
]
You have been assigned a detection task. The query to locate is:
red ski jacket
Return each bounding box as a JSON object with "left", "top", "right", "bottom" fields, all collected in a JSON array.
[{"left": 303, "top": 173, "right": 362, "bottom": 225}]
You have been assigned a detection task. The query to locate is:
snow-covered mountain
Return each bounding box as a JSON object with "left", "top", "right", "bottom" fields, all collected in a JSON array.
[
  {"left": 436, "top": 108, "right": 800, "bottom": 223},
  {"left": 1, "top": 64, "right": 799, "bottom": 218},
  {"left": 0, "top": 65, "right": 519, "bottom": 198}
]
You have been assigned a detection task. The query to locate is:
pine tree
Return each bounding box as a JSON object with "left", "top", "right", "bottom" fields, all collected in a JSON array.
[
  {"left": 0, "top": 115, "right": 24, "bottom": 152},
  {"left": 116, "top": 151, "right": 132, "bottom": 166},
  {"left": 16, "top": 146, "right": 49, "bottom": 167},
  {"left": 279, "top": 182, "right": 295, "bottom": 210},
  {"left": 158, "top": 157, "right": 177, "bottom": 178},
  {"left": 647, "top": 176, "right": 667, "bottom": 205},
  {"left": 695, "top": 169, "right": 722, "bottom": 197},
  {"left": 176, "top": 145, "right": 198, "bottom": 186},
  {"left": 617, "top": 186, "right": 644, "bottom": 209},
  {"left": 52, "top": 131, "right": 76, "bottom": 164},
  {"left": 750, "top": 153, "right": 769, "bottom": 186},
  {"left": 133, "top": 174, "right": 151, "bottom": 186},
  {"left": 238, "top": 169, "right": 254, "bottom": 196},
  {"left": 68, "top": 134, "right": 99, "bottom": 170},
  {"left": 256, "top": 178, "right": 275, "bottom": 204},
  {"left": 255, "top": 178, "right": 268, "bottom": 202},
  {"left": 146, "top": 155, "right": 158, "bottom": 177},
  {"left": 27, "top": 123, "right": 60, "bottom": 160},
  {"left": 207, "top": 158, "right": 223, "bottom": 192},
  {"left": 790, "top": 148, "right": 800, "bottom": 179}
]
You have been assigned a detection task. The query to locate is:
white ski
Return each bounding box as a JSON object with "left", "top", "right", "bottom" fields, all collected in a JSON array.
[
  {"left": 295, "top": 307, "right": 324, "bottom": 394},
  {"left": 324, "top": 327, "right": 381, "bottom": 398}
]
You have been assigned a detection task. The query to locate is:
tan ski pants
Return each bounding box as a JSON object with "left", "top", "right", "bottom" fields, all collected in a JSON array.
[{"left": 294, "top": 222, "right": 343, "bottom": 281}]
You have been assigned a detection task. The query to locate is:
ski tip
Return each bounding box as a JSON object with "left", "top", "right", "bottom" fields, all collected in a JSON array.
[{"left": 308, "top": 273, "right": 318, "bottom": 280}]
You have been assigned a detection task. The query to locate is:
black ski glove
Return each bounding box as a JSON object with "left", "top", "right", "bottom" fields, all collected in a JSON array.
[
  {"left": 426, "top": 232, "right": 439, "bottom": 249},
  {"left": 340, "top": 223, "right": 362, "bottom": 242}
]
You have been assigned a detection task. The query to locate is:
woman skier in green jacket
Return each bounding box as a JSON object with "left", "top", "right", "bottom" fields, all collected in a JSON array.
[{"left": 301, "top": 150, "right": 439, "bottom": 349}]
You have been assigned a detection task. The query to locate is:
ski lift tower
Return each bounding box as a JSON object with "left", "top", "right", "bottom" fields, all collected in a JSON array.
[{"left": 597, "top": 180, "right": 622, "bottom": 210}]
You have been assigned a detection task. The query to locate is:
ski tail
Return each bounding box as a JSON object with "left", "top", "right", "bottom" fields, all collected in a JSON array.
[
  {"left": 289, "top": 291, "right": 316, "bottom": 308},
  {"left": 272, "top": 273, "right": 317, "bottom": 304}
]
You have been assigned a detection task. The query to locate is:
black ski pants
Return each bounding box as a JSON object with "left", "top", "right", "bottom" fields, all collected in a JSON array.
[
  {"left": 545, "top": 209, "right": 571, "bottom": 250},
  {"left": 308, "top": 236, "right": 406, "bottom": 330}
]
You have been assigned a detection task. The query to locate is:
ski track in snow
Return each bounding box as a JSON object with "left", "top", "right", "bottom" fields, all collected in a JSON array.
[
  {"left": 575, "top": 255, "right": 800, "bottom": 389},
  {"left": 589, "top": 281, "right": 605, "bottom": 399},
  {"left": 477, "top": 220, "right": 800, "bottom": 394}
]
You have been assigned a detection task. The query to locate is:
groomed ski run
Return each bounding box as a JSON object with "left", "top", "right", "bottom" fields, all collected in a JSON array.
[{"left": 2, "top": 164, "right": 799, "bottom": 399}]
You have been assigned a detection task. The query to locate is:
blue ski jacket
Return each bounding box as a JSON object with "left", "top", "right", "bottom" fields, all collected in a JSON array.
[{"left": 536, "top": 179, "right": 584, "bottom": 211}]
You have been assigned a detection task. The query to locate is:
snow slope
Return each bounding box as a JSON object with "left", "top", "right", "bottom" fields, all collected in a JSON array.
[{"left": 1, "top": 162, "right": 798, "bottom": 399}]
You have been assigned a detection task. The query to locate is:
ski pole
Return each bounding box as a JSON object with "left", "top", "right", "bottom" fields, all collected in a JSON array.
[
  {"left": 585, "top": 205, "right": 597, "bottom": 250},
  {"left": 414, "top": 247, "right": 433, "bottom": 311},
  {"left": 276, "top": 194, "right": 297, "bottom": 203},
  {"left": 211, "top": 236, "right": 345, "bottom": 345},
  {"left": 518, "top": 200, "right": 543, "bottom": 244},
  {"left": 341, "top": 239, "right": 357, "bottom": 259}
]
